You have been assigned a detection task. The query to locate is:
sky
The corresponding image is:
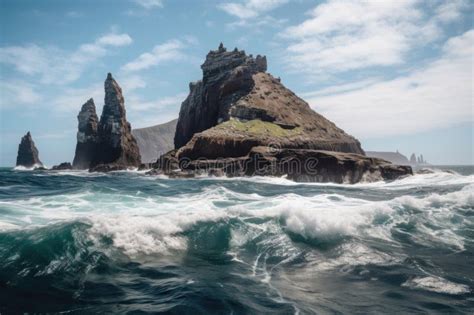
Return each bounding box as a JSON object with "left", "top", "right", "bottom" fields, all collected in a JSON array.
[{"left": 0, "top": 0, "right": 473, "bottom": 166}]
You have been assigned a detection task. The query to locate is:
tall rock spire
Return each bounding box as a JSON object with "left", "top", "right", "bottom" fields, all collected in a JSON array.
[
  {"left": 91, "top": 73, "right": 141, "bottom": 167},
  {"left": 16, "top": 132, "right": 43, "bottom": 167},
  {"left": 72, "top": 98, "right": 99, "bottom": 169}
]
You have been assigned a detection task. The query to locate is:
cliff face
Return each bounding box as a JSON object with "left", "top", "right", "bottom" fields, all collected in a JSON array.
[
  {"left": 366, "top": 151, "right": 410, "bottom": 166},
  {"left": 175, "top": 44, "right": 364, "bottom": 158},
  {"left": 91, "top": 73, "right": 141, "bottom": 168},
  {"left": 72, "top": 98, "right": 99, "bottom": 169},
  {"left": 175, "top": 43, "right": 267, "bottom": 149},
  {"left": 16, "top": 132, "right": 42, "bottom": 167},
  {"left": 132, "top": 119, "right": 177, "bottom": 163}
]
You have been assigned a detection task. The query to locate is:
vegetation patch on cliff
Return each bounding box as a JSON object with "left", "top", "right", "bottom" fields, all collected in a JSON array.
[{"left": 215, "top": 119, "right": 303, "bottom": 138}]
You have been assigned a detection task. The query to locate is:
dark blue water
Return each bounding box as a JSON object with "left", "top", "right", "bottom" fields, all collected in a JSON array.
[{"left": 0, "top": 166, "right": 473, "bottom": 314}]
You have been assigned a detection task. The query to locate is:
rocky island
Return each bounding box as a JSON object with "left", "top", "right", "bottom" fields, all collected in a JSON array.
[{"left": 148, "top": 44, "right": 412, "bottom": 182}]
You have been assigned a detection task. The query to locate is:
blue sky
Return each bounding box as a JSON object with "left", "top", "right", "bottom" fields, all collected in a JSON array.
[{"left": 0, "top": 0, "right": 472, "bottom": 166}]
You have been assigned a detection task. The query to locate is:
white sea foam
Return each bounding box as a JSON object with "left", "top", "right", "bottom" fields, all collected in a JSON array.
[
  {"left": 13, "top": 164, "right": 46, "bottom": 171},
  {"left": 0, "top": 173, "right": 472, "bottom": 260},
  {"left": 402, "top": 276, "right": 470, "bottom": 295}
]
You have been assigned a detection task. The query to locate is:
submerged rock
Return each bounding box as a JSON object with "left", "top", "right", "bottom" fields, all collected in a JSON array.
[
  {"left": 16, "top": 132, "right": 43, "bottom": 168},
  {"left": 90, "top": 73, "right": 141, "bottom": 170},
  {"left": 72, "top": 98, "right": 99, "bottom": 169}
]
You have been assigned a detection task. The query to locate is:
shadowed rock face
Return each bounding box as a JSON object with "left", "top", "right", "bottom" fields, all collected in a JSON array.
[
  {"left": 91, "top": 73, "right": 141, "bottom": 168},
  {"left": 174, "top": 43, "right": 267, "bottom": 149},
  {"left": 132, "top": 119, "right": 177, "bottom": 163},
  {"left": 72, "top": 98, "right": 99, "bottom": 169},
  {"left": 174, "top": 44, "right": 364, "bottom": 158},
  {"left": 16, "top": 132, "right": 42, "bottom": 167}
]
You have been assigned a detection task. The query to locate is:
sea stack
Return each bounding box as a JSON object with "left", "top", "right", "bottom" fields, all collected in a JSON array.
[
  {"left": 90, "top": 73, "right": 141, "bottom": 170},
  {"left": 72, "top": 98, "right": 99, "bottom": 169},
  {"left": 16, "top": 132, "right": 43, "bottom": 168}
]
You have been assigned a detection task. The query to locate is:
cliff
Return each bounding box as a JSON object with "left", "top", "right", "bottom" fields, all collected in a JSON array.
[
  {"left": 16, "top": 132, "right": 43, "bottom": 168},
  {"left": 366, "top": 151, "right": 410, "bottom": 166},
  {"left": 132, "top": 119, "right": 177, "bottom": 163}
]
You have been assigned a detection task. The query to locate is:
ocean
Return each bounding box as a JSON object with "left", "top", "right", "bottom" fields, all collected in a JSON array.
[{"left": 0, "top": 166, "right": 473, "bottom": 314}]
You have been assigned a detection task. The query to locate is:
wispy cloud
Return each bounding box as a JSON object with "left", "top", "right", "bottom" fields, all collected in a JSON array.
[
  {"left": 280, "top": 0, "right": 469, "bottom": 77},
  {"left": 219, "top": 0, "right": 288, "bottom": 19},
  {"left": 306, "top": 30, "right": 474, "bottom": 138},
  {"left": 121, "top": 39, "right": 187, "bottom": 72},
  {"left": 0, "top": 80, "right": 43, "bottom": 108},
  {"left": 0, "top": 32, "right": 133, "bottom": 84},
  {"left": 218, "top": 0, "right": 288, "bottom": 28},
  {"left": 132, "top": 0, "right": 164, "bottom": 9}
]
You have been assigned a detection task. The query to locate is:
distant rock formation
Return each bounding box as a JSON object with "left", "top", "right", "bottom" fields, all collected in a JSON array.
[
  {"left": 409, "top": 152, "right": 429, "bottom": 166},
  {"left": 148, "top": 44, "right": 411, "bottom": 183},
  {"left": 132, "top": 119, "right": 177, "bottom": 163},
  {"left": 175, "top": 43, "right": 364, "bottom": 159},
  {"left": 16, "top": 132, "right": 43, "bottom": 168},
  {"left": 51, "top": 162, "right": 73, "bottom": 170},
  {"left": 366, "top": 151, "right": 410, "bottom": 165},
  {"left": 72, "top": 98, "right": 99, "bottom": 169},
  {"left": 89, "top": 73, "right": 141, "bottom": 171}
]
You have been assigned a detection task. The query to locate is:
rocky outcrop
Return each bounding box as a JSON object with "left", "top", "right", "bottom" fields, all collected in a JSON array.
[
  {"left": 16, "top": 132, "right": 42, "bottom": 168},
  {"left": 90, "top": 73, "right": 141, "bottom": 170},
  {"left": 51, "top": 162, "right": 73, "bottom": 170},
  {"left": 72, "top": 98, "right": 99, "bottom": 169},
  {"left": 174, "top": 44, "right": 364, "bottom": 159},
  {"left": 151, "top": 147, "right": 412, "bottom": 183},
  {"left": 132, "top": 119, "right": 177, "bottom": 163}
]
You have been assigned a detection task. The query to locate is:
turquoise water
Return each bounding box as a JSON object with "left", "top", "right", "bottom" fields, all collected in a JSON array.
[{"left": 0, "top": 166, "right": 473, "bottom": 314}]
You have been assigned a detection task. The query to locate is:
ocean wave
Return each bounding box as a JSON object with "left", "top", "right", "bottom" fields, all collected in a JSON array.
[
  {"left": 402, "top": 276, "right": 471, "bottom": 295},
  {"left": 1, "top": 181, "right": 472, "bottom": 257}
]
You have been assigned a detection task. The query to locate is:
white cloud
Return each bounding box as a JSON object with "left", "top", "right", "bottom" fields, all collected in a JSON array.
[
  {"left": 280, "top": 0, "right": 469, "bottom": 76},
  {"left": 219, "top": 0, "right": 288, "bottom": 19},
  {"left": 218, "top": 0, "right": 288, "bottom": 28},
  {"left": 96, "top": 33, "right": 133, "bottom": 46},
  {"left": 0, "top": 32, "right": 133, "bottom": 84},
  {"left": 306, "top": 30, "right": 474, "bottom": 138},
  {"left": 52, "top": 83, "right": 103, "bottom": 112},
  {"left": 132, "top": 0, "right": 163, "bottom": 9},
  {"left": 0, "top": 80, "right": 42, "bottom": 108},
  {"left": 121, "top": 40, "right": 186, "bottom": 72}
]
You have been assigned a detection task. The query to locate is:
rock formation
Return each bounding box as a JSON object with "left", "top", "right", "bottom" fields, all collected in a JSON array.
[
  {"left": 16, "top": 132, "right": 43, "bottom": 168},
  {"left": 175, "top": 44, "right": 364, "bottom": 158},
  {"left": 51, "top": 162, "right": 73, "bottom": 170},
  {"left": 89, "top": 73, "right": 141, "bottom": 171},
  {"left": 132, "top": 119, "right": 177, "bottom": 163},
  {"left": 148, "top": 44, "right": 412, "bottom": 183},
  {"left": 366, "top": 151, "right": 410, "bottom": 165},
  {"left": 72, "top": 98, "right": 99, "bottom": 169}
]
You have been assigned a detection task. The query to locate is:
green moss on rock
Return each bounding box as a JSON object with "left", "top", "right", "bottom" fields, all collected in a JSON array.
[{"left": 215, "top": 119, "right": 303, "bottom": 138}]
